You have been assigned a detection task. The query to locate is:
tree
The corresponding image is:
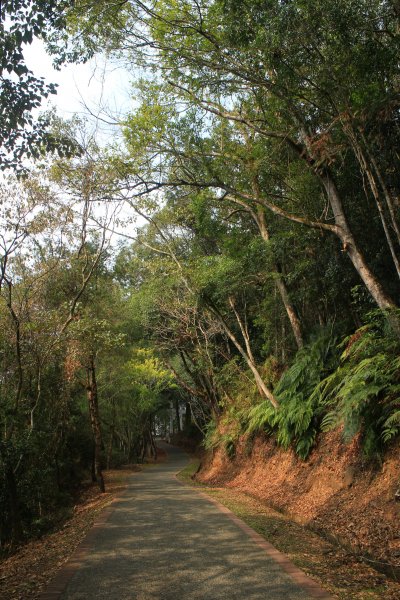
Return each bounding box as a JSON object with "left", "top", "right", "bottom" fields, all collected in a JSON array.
[
  {"left": 0, "top": 168, "right": 110, "bottom": 544},
  {"left": 75, "top": 0, "right": 399, "bottom": 314},
  {"left": 0, "top": 1, "right": 79, "bottom": 170}
]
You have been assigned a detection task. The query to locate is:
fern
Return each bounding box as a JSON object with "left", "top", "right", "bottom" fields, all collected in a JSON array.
[
  {"left": 246, "top": 400, "right": 277, "bottom": 435},
  {"left": 247, "top": 328, "right": 337, "bottom": 459},
  {"left": 315, "top": 313, "right": 400, "bottom": 455},
  {"left": 206, "top": 314, "right": 400, "bottom": 462},
  {"left": 203, "top": 420, "right": 219, "bottom": 450},
  {"left": 382, "top": 408, "right": 400, "bottom": 443}
]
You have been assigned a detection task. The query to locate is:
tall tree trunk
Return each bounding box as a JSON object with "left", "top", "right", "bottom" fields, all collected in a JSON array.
[
  {"left": 179, "top": 350, "right": 220, "bottom": 413},
  {"left": 344, "top": 124, "right": 400, "bottom": 280},
  {"left": 86, "top": 355, "right": 105, "bottom": 493},
  {"left": 358, "top": 129, "right": 400, "bottom": 249},
  {"left": 106, "top": 400, "right": 116, "bottom": 470},
  {"left": 106, "top": 429, "right": 114, "bottom": 471},
  {"left": 149, "top": 426, "right": 158, "bottom": 460},
  {"left": 175, "top": 398, "right": 181, "bottom": 433},
  {"left": 91, "top": 446, "right": 96, "bottom": 483},
  {"left": 320, "top": 170, "right": 397, "bottom": 311},
  {"left": 184, "top": 401, "right": 191, "bottom": 429},
  {"left": 296, "top": 130, "right": 397, "bottom": 310},
  {"left": 274, "top": 263, "right": 304, "bottom": 350},
  {"left": 208, "top": 300, "right": 279, "bottom": 409}
]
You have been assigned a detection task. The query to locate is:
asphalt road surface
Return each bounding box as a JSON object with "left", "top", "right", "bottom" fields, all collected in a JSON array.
[{"left": 53, "top": 443, "right": 331, "bottom": 600}]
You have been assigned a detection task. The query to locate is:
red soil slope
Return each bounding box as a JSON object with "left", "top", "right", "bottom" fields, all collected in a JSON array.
[{"left": 197, "top": 431, "right": 400, "bottom": 578}]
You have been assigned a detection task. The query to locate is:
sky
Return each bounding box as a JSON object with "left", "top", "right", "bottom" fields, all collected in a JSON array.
[
  {"left": 21, "top": 40, "right": 142, "bottom": 242},
  {"left": 25, "top": 39, "right": 133, "bottom": 139}
]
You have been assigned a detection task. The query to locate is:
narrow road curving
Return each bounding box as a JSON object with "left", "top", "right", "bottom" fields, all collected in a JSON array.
[{"left": 42, "top": 443, "right": 332, "bottom": 600}]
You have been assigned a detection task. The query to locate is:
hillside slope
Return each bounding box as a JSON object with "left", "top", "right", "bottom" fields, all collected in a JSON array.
[{"left": 197, "top": 431, "right": 400, "bottom": 579}]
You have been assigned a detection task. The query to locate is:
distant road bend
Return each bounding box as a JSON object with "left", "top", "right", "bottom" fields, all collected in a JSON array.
[{"left": 42, "top": 443, "right": 332, "bottom": 600}]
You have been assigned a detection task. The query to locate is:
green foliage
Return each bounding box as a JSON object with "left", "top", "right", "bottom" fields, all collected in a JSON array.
[
  {"left": 224, "top": 437, "right": 236, "bottom": 460},
  {"left": 203, "top": 419, "right": 219, "bottom": 451},
  {"left": 245, "top": 315, "right": 400, "bottom": 459},
  {"left": 4, "top": 0, "right": 400, "bottom": 552},
  {"left": 203, "top": 420, "right": 237, "bottom": 461},
  {"left": 246, "top": 330, "right": 337, "bottom": 459},
  {"left": 0, "top": 2, "right": 80, "bottom": 170},
  {"left": 315, "top": 312, "right": 400, "bottom": 455}
]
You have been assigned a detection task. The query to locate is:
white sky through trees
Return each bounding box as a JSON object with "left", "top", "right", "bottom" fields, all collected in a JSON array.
[
  {"left": 22, "top": 40, "right": 140, "bottom": 244},
  {"left": 25, "top": 39, "right": 132, "bottom": 133}
]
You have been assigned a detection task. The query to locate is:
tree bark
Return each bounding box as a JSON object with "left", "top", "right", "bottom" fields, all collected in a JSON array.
[
  {"left": 343, "top": 124, "right": 400, "bottom": 280},
  {"left": 175, "top": 398, "right": 181, "bottom": 433},
  {"left": 320, "top": 169, "right": 397, "bottom": 311},
  {"left": 5, "top": 463, "right": 22, "bottom": 546},
  {"left": 86, "top": 355, "right": 105, "bottom": 493},
  {"left": 106, "top": 400, "right": 116, "bottom": 470},
  {"left": 232, "top": 173, "right": 305, "bottom": 349},
  {"left": 255, "top": 207, "right": 304, "bottom": 349},
  {"left": 106, "top": 429, "right": 114, "bottom": 471},
  {"left": 359, "top": 129, "right": 400, "bottom": 249},
  {"left": 207, "top": 300, "right": 279, "bottom": 409},
  {"left": 203, "top": 108, "right": 398, "bottom": 315},
  {"left": 184, "top": 401, "right": 191, "bottom": 429}
]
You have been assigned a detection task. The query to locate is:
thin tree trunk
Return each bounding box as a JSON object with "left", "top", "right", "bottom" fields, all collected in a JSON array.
[
  {"left": 184, "top": 402, "right": 191, "bottom": 429},
  {"left": 86, "top": 355, "right": 105, "bottom": 493},
  {"left": 149, "top": 426, "right": 158, "bottom": 460},
  {"left": 175, "top": 398, "right": 181, "bottom": 433},
  {"left": 344, "top": 124, "right": 400, "bottom": 280},
  {"left": 106, "top": 400, "right": 116, "bottom": 470},
  {"left": 274, "top": 267, "right": 304, "bottom": 349},
  {"left": 106, "top": 429, "right": 114, "bottom": 470},
  {"left": 359, "top": 129, "right": 400, "bottom": 248},
  {"left": 179, "top": 350, "right": 220, "bottom": 412},
  {"left": 5, "top": 463, "right": 22, "bottom": 546},
  {"left": 91, "top": 446, "right": 96, "bottom": 483},
  {"left": 208, "top": 300, "right": 279, "bottom": 409},
  {"left": 252, "top": 185, "right": 304, "bottom": 349}
]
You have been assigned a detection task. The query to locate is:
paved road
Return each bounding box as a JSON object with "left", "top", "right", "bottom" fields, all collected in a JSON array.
[{"left": 56, "top": 444, "right": 329, "bottom": 599}]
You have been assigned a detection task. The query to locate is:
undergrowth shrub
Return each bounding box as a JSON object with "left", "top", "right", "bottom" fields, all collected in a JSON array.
[
  {"left": 203, "top": 419, "right": 219, "bottom": 451},
  {"left": 204, "top": 358, "right": 274, "bottom": 458},
  {"left": 247, "top": 329, "right": 337, "bottom": 459},
  {"left": 204, "top": 313, "right": 400, "bottom": 462},
  {"left": 314, "top": 311, "right": 400, "bottom": 457}
]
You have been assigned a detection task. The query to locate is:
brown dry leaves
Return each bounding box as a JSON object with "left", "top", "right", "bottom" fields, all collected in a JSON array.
[
  {"left": 204, "top": 487, "right": 400, "bottom": 600},
  {"left": 197, "top": 432, "right": 400, "bottom": 599}
]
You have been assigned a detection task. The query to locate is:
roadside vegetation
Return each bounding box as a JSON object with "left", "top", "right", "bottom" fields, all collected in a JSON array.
[{"left": 1, "top": 1, "right": 400, "bottom": 573}]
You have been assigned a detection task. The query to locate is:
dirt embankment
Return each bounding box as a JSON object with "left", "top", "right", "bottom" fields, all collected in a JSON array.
[{"left": 196, "top": 431, "right": 400, "bottom": 578}]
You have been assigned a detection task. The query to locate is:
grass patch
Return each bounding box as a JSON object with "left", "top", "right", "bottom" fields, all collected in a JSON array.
[{"left": 176, "top": 459, "right": 203, "bottom": 486}]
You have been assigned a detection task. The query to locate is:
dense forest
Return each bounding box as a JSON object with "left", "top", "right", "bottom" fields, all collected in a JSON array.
[{"left": 1, "top": 0, "right": 400, "bottom": 550}]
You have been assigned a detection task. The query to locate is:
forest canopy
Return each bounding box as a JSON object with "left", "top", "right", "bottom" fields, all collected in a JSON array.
[{"left": 1, "top": 0, "right": 400, "bottom": 549}]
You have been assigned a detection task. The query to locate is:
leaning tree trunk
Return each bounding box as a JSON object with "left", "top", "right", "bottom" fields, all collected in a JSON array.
[
  {"left": 343, "top": 125, "right": 400, "bottom": 281},
  {"left": 86, "top": 355, "right": 105, "bottom": 493},
  {"left": 320, "top": 170, "right": 397, "bottom": 312},
  {"left": 208, "top": 300, "right": 279, "bottom": 409},
  {"left": 250, "top": 182, "right": 304, "bottom": 349}
]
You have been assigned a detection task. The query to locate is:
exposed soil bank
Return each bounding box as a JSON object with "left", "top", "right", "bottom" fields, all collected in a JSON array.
[{"left": 196, "top": 431, "right": 400, "bottom": 579}]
